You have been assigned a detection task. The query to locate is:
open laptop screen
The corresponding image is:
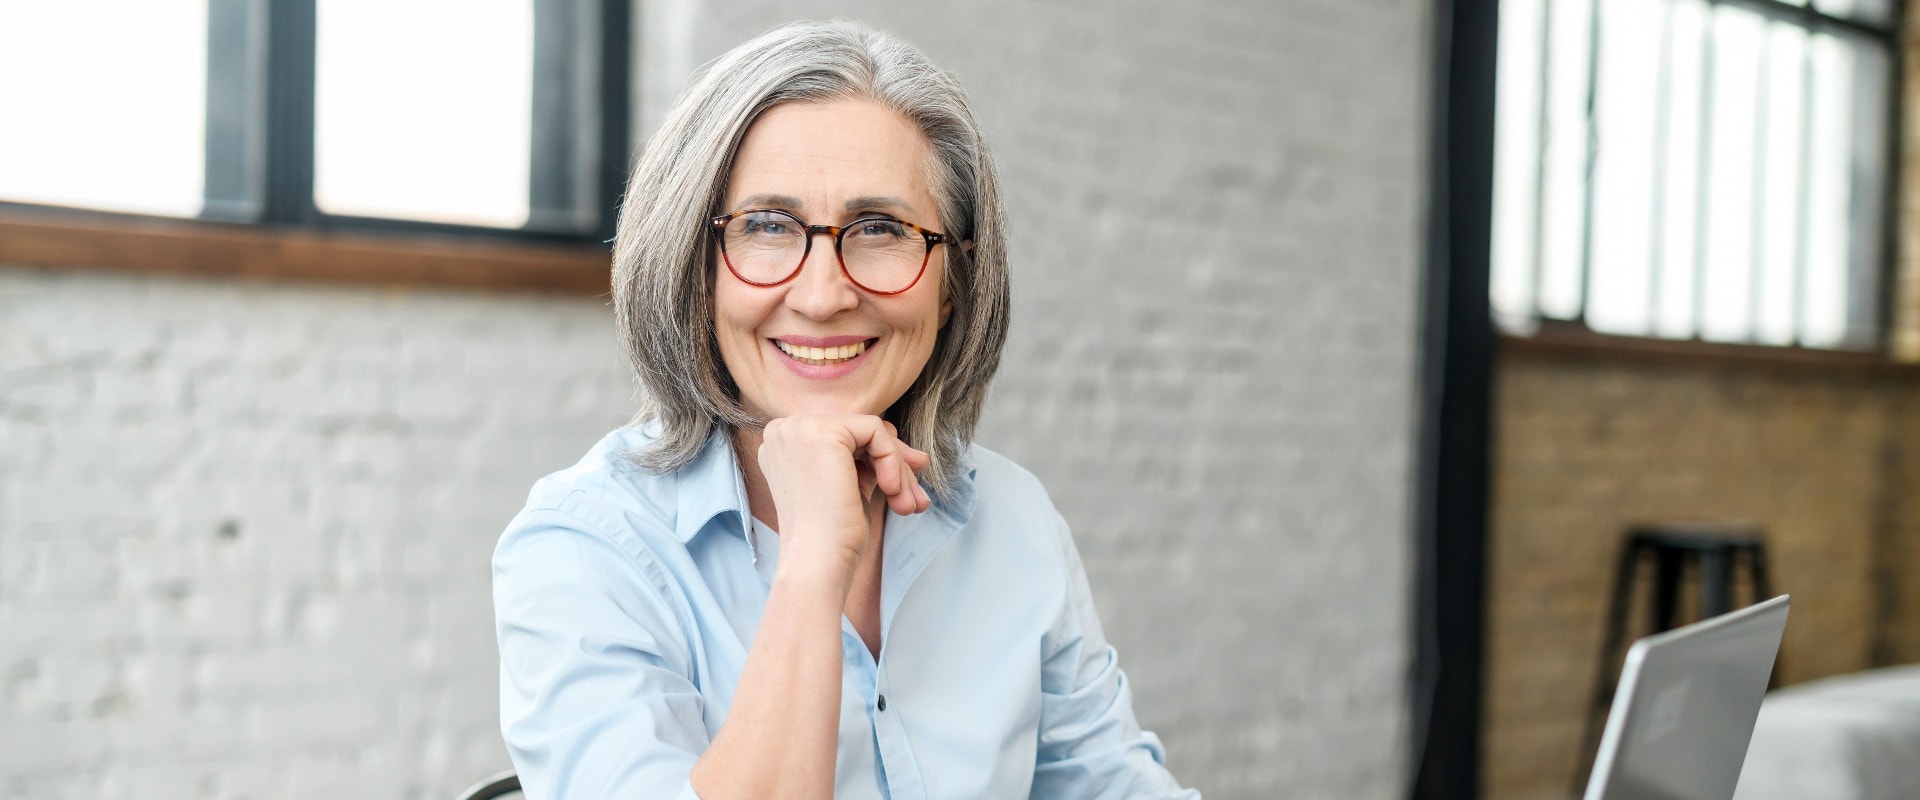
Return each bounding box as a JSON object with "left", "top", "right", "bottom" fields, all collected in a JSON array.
[{"left": 1584, "top": 595, "right": 1790, "bottom": 800}]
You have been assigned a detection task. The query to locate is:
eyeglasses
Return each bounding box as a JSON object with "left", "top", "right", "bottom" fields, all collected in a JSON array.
[{"left": 709, "top": 208, "right": 955, "bottom": 295}]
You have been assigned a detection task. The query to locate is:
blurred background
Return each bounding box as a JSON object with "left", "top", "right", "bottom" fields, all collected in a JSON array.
[{"left": 0, "top": 0, "right": 1913, "bottom": 799}]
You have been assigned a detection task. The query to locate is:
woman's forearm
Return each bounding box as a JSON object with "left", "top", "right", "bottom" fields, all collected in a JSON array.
[
  {"left": 687, "top": 549, "right": 853, "bottom": 800},
  {"left": 690, "top": 415, "right": 919, "bottom": 798}
]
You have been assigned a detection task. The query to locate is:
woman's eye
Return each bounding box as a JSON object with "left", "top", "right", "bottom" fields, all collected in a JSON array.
[
  {"left": 744, "top": 217, "right": 791, "bottom": 235},
  {"left": 853, "top": 220, "right": 907, "bottom": 238}
]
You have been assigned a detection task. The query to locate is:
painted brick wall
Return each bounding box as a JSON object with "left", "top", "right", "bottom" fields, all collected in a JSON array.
[
  {"left": 0, "top": 272, "right": 636, "bottom": 797},
  {"left": 1481, "top": 352, "right": 1920, "bottom": 800},
  {"left": 2, "top": 2, "right": 1432, "bottom": 798}
]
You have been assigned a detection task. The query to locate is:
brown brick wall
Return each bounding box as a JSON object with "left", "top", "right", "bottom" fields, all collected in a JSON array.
[
  {"left": 1882, "top": 398, "right": 1920, "bottom": 662},
  {"left": 1480, "top": 350, "right": 1920, "bottom": 800}
]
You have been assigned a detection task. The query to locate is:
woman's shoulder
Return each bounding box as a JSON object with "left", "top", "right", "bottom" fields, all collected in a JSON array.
[
  {"left": 497, "top": 425, "right": 688, "bottom": 562},
  {"left": 527, "top": 425, "right": 671, "bottom": 505},
  {"left": 956, "top": 443, "right": 1064, "bottom": 527}
]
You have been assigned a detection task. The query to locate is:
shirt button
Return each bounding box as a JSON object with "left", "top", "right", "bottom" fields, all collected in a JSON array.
[{"left": 877, "top": 694, "right": 888, "bottom": 712}]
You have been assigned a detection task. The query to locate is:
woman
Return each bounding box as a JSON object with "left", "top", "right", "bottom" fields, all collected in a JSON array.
[{"left": 494, "top": 20, "right": 1198, "bottom": 800}]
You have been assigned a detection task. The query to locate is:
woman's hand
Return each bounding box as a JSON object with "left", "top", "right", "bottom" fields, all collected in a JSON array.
[{"left": 756, "top": 414, "right": 932, "bottom": 577}]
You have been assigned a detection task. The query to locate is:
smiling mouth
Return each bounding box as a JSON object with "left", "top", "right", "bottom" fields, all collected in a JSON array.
[{"left": 774, "top": 339, "right": 873, "bottom": 366}]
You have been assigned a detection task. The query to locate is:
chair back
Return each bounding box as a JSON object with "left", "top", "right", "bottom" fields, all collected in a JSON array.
[{"left": 454, "top": 771, "right": 521, "bottom": 800}]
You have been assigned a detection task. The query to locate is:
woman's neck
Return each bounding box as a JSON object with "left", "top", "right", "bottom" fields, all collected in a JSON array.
[{"left": 730, "top": 425, "right": 780, "bottom": 531}]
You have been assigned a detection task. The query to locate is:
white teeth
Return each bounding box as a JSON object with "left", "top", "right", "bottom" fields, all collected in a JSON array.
[{"left": 775, "top": 339, "right": 868, "bottom": 364}]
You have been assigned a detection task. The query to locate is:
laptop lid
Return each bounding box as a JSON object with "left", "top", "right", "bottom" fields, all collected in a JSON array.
[{"left": 1584, "top": 594, "right": 1791, "bottom": 800}]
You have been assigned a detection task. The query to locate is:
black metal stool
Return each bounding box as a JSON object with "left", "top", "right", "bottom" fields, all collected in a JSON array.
[{"left": 1573, "top": 521, "right": 1775, "bottom": 792}]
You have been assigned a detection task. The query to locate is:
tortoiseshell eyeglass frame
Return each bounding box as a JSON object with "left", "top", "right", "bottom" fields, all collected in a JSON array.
[{"left": 708, "top": 208, "right": 955, "bottom": 296}]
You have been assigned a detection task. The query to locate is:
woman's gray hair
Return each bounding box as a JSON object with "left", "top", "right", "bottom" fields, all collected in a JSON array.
[{"left": 612, "top": 19, "right": 1009, "bottom": 494}]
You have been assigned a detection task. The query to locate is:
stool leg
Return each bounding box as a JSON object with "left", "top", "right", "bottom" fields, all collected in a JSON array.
[
  {"left": 1577, "top": 540, "right": 1644, "bottom": 795},
  {"left": 1701, "top": 549, "right": 1732, "bottom": 618},
  {"left": 1651, "top": 548, "right": 1684, "bottom": 631}
]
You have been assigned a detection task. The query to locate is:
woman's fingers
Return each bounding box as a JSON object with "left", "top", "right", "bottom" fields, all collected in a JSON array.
[
  {"left": 861, "top": 419, "right": 931, "bottom": 515},
  {"left": 760, "top": 414, "right": 933, "bottom": 534}
]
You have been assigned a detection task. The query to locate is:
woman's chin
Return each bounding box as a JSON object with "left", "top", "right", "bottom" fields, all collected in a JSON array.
[{"left": 762, "top": 395, "right": 892, "bottom": 421}]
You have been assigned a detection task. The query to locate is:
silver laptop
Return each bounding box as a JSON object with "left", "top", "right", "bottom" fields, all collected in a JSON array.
[{"left": 1584, "top": 594, "right": 1791, "bottom": 800}]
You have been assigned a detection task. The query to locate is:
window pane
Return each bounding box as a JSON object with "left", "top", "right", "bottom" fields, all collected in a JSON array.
[
  {"left": 1538, "top": 0, "right": 1595, "bottom": 321},
  {"left": 1490, "top": 0, "right": 1546, "bottom": 333},
  {"left": 1802, "top": 34, "right": 1890, "bottom": 349},
  {"left": 1698, "top": 5, "right": 1764, "bottom": 343},
  {"left": 1753, "top": 23, "right": 1807, "bottom": 346},
  {"left": 1655, "top": 0, "right": 1709, "bottom": 339},
  {"left": 1815, "top": 0, "right": 1895, "bottom": 28},
  {"left": 0, "top": 1, "right": 208, "bottom": 217},
  {"left": 313, "top": 0, "right": 534, "bottom": 228},
  {"left": 1842, "top": 43, "right": 1891, "bottom": 349},
  {"left": 1586, "top": 0, "right": 1666, "bottom": 337},
  {"left": 1487, "top": 0, "right": 1891, "bottom": 351}
]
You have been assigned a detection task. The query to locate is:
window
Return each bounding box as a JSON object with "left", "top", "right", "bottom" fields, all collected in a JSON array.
[
  {"left": 1489, "top": 0, "right": 1898, "bottom": 350},
  {"left": 0, "top": 0, "right": 629, "bottom": 242}
]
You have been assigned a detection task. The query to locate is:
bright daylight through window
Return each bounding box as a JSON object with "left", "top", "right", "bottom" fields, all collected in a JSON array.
[
  {"left": 1490, "top": 0, "right": 1896, "bottom": 350},
  {"left": 0, "top": 1, "right": 210, "bottom": 217},
  {"left": 315, "top": 0, "right": 534, "bottom": 228},
  {"left": 0, "top": 0, "right": 620, "bottom": 239}
]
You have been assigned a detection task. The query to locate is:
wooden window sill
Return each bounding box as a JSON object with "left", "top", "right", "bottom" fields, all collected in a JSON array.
[
  {"left": 0, "top": 206, "right": 610, "bottom": 295},
  {"left": 1500, "top": 321, "right": 1920, "bottom": 380}
]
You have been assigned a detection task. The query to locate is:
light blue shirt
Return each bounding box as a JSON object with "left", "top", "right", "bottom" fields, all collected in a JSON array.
[{"left": 493, "top": 426, "right": 1200, "bottom": 799}]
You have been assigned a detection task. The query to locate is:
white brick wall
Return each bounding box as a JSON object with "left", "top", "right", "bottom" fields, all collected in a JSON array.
[
  {"left": 0, "top": 274, "right": 634, "bottom": 798},
  {"left": 3, "top": 1, "right": 1430, "bottom": 797}
]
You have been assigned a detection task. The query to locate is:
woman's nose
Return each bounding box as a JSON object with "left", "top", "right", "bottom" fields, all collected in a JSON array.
[{"left": 784, "top": 235, "right": 861, "bottom": 320}]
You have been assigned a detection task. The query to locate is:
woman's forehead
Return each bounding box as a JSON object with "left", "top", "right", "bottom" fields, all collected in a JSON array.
[{"left": 724, "top": 99, "right": 938, "bottom": 217}]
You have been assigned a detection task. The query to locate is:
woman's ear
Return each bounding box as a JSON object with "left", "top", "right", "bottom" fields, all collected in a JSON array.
[{"left": 961, "top": 239, "right": 975, "bottom": 253}]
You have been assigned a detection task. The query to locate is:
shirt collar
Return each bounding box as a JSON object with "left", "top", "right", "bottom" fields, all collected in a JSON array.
[
  {"left": 672, "top": 426, "right": 752, "bottom": 544},
  {"left": 928, "top": 454, "right": 978, "bottom": 528}
]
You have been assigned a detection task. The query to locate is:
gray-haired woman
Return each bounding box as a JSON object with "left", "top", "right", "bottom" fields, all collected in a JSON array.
[{"left": 493, "top": 19, "right": 1199, "bottom": 800}]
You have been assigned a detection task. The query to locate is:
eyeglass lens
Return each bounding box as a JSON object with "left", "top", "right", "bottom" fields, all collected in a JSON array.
[{"left": 720, "top": 211, "right": 929, "bottom": 293}]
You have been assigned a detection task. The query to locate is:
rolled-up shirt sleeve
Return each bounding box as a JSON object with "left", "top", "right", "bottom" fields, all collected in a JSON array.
[
  {"left": 493, "top": 508, "right": 706, "bottom": 800},
  {"left": 1033, "top": 511, "right": 1202, "bottom": 800}
]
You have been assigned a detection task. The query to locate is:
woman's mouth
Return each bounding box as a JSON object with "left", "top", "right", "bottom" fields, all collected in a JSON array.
[{"left": 774, "top": 338, "right": 872, "bottom": 366}]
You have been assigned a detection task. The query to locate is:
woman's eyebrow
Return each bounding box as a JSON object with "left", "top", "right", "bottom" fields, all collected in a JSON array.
[
  {"left": 844, "top": 196, "right": 915, "bottom": 214},
  {"left": 737, "top": 193, "right": 805, "bottom": 209}
]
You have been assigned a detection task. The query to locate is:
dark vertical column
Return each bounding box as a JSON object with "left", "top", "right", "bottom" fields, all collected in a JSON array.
[
  {"left": 1650, "top": 549, "right": 1684, "bottom": 630},
  {"left": 529, "top": 0, "right": 581, "bottom": 231},
  {"left": 596, "top": 0, "right": 633, "bottom": 243},
  {"left": 263, "top": 0, "right": 316, "bottom": 225},
  {"left": 1410, "top": 0, "right": 1498, "bottom": 797},
  {"left": 1871, "top": 7, "right": 1906, "bottom": 352},
  {"left": 1701, "top": 548, "right": 1732, "bottom": 618},
  {"left": 203, "top": 0, "right": 264, "bottom": 221}
]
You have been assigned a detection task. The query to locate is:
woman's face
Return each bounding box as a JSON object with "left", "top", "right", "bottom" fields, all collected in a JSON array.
[{"left": 714, "top": 98, "right": 952, "bottom": 422}]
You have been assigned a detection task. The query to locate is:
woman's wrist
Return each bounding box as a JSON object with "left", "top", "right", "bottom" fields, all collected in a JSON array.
[{"left": 771, "top": 536, "right": 861, "bottom": 597}]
